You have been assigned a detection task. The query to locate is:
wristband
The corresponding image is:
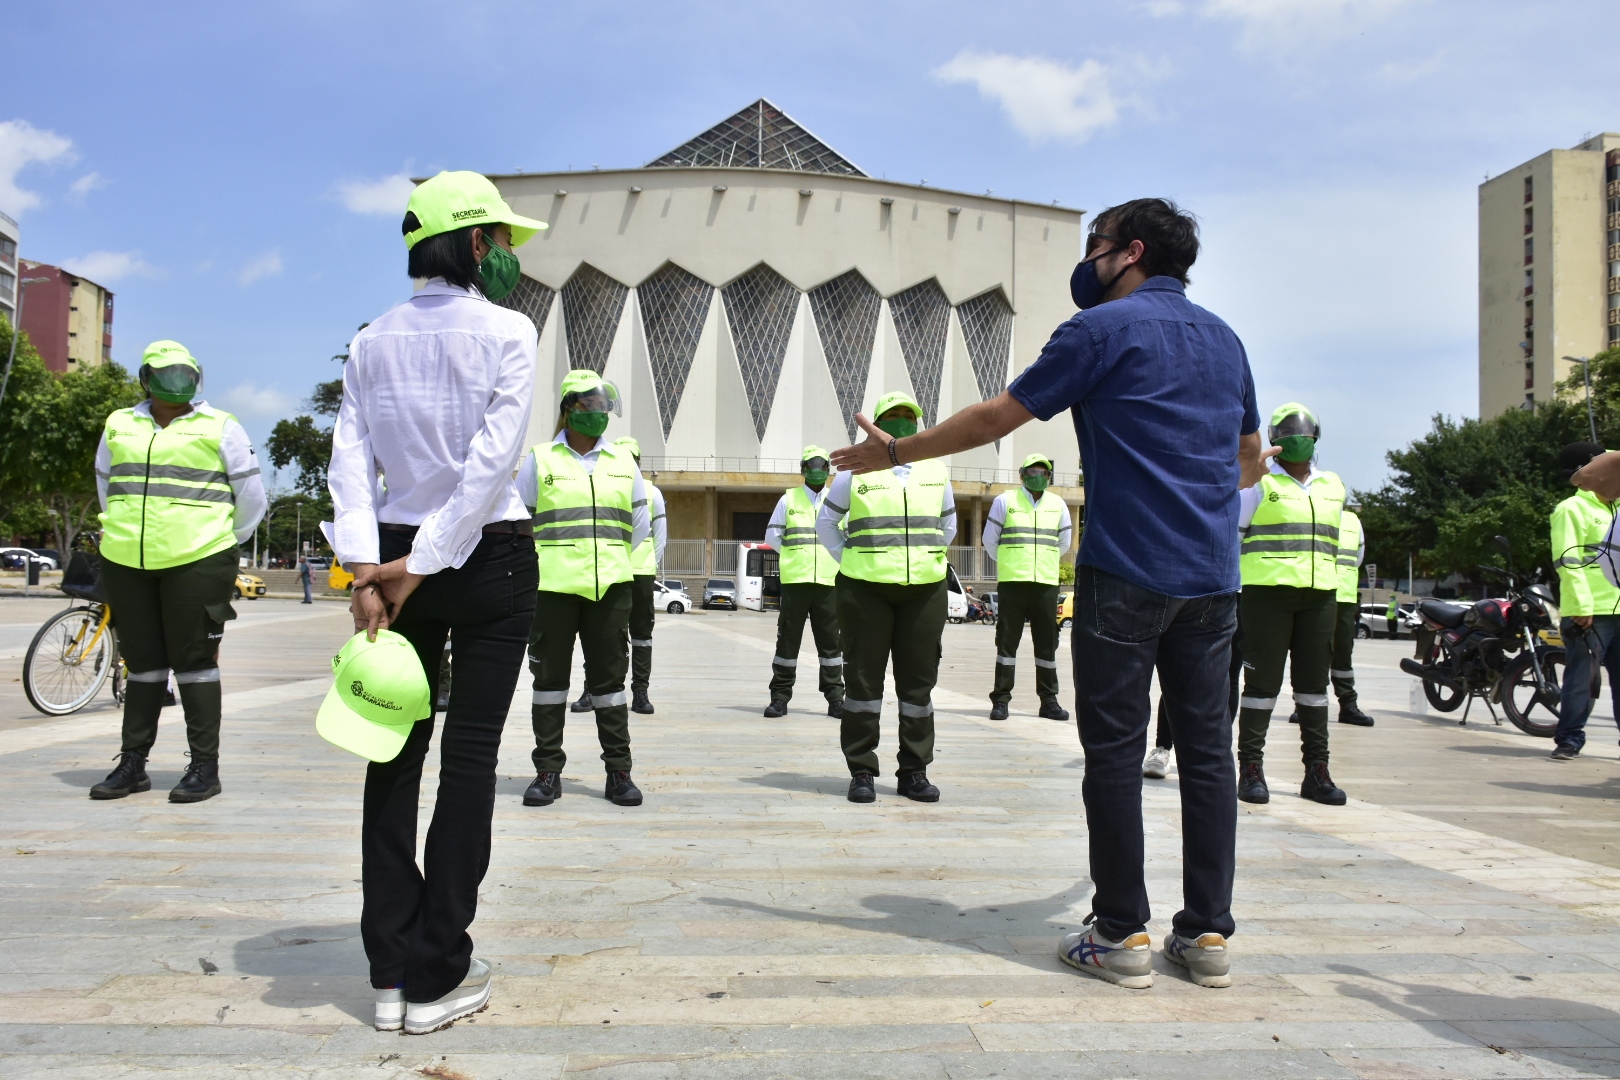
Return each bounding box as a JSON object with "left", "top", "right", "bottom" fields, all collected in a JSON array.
[{"left": 888, "top": 436, "right": 903, "bottom": 467}]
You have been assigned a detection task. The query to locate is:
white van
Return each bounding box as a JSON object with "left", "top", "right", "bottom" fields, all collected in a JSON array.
[
  {"left": 736, "top": 542, "right": 781, "bottom": 612},
  {"left": 945, "top": 565, "right": 969, "bottom": 622}
]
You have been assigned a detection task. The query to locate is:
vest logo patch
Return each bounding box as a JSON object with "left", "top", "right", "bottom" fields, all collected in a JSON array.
[
  {"left": 1268, "top": 491, "right": 1280, "bottom": 502},
  {"left": 350, "top": 680, "right": 402, "bottom": 711}
]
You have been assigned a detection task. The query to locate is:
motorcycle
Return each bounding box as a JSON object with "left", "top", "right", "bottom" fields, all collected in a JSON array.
[{"left": 1399, "top": 535, "right": 1564, "bottom": 737}]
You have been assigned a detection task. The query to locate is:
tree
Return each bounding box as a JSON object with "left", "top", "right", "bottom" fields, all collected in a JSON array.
[{"left": 265, "top": 378, "right": 341, "bottom": 497}]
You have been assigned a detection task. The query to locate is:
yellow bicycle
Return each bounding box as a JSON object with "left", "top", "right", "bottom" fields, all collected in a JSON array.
[{"left": 22, "top": 542, "right": 126, "bottom": 716}]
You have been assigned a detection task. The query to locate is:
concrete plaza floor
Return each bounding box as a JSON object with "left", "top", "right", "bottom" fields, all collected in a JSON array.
[{"left": 4, "top": 593, "right": 1620, "bottom": 1077}]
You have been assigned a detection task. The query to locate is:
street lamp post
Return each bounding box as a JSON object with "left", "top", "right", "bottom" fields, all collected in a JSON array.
[
  {"left": 0, "top": 276, "right": 53, "bottom": 411},
  {"left": 1565, "top": 355, "right": 1597, "bottom": 444}
]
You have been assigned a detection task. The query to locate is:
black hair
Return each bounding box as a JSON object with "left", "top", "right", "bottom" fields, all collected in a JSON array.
[
  {"left": 403, "top": 211, "right": 485, "bottom": 294},
  {"left": 1090, "top": 198, "right": 1199, "bottom": 285},
  {"left": 1558, "top": 442, "right": 1605, "bottom": 481}
]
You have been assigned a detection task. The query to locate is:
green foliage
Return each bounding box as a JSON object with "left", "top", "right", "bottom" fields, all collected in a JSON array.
[
  {"left": 266, "top": 414, "right": 333, "bottom": 496},
  {"left": 258, "top": 376, "right": 343, "bottom": 562},
  {"left": 255, "top": 490, "right": 332, "bottom": 565},
  {"left": 1058, "top": 559, "right": 1076, "bottom": 586},
  {"left": 306, "top": 378, "right": 343, "bottom": 417}
]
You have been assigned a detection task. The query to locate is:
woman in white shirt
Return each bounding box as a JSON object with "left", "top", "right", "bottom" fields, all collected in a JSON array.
[{"left": 328, "top": 171, "right": 543, "bottom": 1036}]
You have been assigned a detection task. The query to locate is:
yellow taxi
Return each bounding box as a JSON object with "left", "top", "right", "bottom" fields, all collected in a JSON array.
[
  {"left": 329, "top": 559, "right": 355, "bottom": 592},
  {"left": 1057, "top": 591, "right": 1073, "bottom": 630},
  {"left": 234, "top": 572, "right": 267, "bottom": 600}
]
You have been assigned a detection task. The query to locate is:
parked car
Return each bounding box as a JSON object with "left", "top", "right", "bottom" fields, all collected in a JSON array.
[
  {"left": 0, "top": 547, "right": 56, "bottom": 570},
  {"left": 703, "top": 577, "right": 737, "bottom": 610},
  {"left": 31, "top": 549, "right": 62, "bottom": 569},
  {"left": 1057, "top": 592, "right": 1074, "bottom": 630},
  {"left": 655, "top": 580, "right": 687, "bottom": 614},
  {"left": 329, "top": 559, "right": 355, "bottom": 592},
  {"left": 660, "top": 579, "right": 689, "bottom": 596},
  {"left": 305, "top": 556, "right": 331, "bottom": 571},
  {"left": 1358, "top": 602, "right": 1419, "bottom": 638},
  {"left": 234, "top": 572, "right": 267, "bottom": 600}
]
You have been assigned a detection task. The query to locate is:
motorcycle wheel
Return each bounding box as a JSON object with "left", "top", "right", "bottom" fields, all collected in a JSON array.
[
  {"left": 1499, "top": 647, "right": 1563, "bottom": 737},
  {"left": 1419, "top": 642, "right": 1465, "bottom": 713}
]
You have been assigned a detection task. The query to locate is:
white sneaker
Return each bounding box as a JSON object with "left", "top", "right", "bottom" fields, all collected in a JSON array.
[
  {"left": 1142, "top": 746, "right": 1172, "bottom": 779},
  {"left": 403, "top": 958, "right": 491, "bottom": 1035},
  {"left": 374, "top": 986, "right": 404, "bottom": 1031},
  {"left": 1058, "top": 921, "right": 1153, "bottom": 989},
  {"left": 1163, "top": 931, "right": 1232, "bottom": 987}
]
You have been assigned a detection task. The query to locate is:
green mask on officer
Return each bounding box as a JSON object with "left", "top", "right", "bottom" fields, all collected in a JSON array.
[
  {"left": 558, "top": 370, "right": 623, "bottom": 440},
  {"left": 872, "top": 391, "right": 923, "bottom": 441},
  {"left": 139, "top": 340, "right": 202, "bottom": 405},
  {"left": 801, "top": 445, "right": 831, "bottom": 489},
  {"left": 1019, "top": 453, "right": 1055, "bottom": 496},
  {"left": 1269, "top": 402, "right": 1321, "bottom": 464}
]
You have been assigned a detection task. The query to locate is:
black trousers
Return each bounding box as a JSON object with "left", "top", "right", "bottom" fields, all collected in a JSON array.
[
  {"left": 1238, "top": 585, "right": 1336, "bottom": 766},
  {"left": 990, "top": 580, "right": 1061, "bottom": 705},
  {"left": 361, "top": 530, "right": 536, "bottom": 1002},
  {"left": 837, "top": 573, "right": 947, "bottom": 777},
  {"left": 769, "top": 582, "right": 844, "bottom": 703},
  {"left": 1153, "top": 606, "right": 1244, "bottom": 750},
  {"left": 1331, "top": 600, "right": 1359, "bottom": 707},
  {"left": 101, "top": 547, "right": 238, "bottom": 761},
  {"left": 629, "top": 573, "right": 655, "bottom": 694},
  {"left": 530, "top": 582, "right": 632, "bottom": 773}
]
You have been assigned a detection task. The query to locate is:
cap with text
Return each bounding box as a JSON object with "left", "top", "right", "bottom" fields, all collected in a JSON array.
[
  {"left": 316, "top": 630, "right": 432, "bottom": 762},
  {"left": 404, "top": 170, "right": 548, "bottom": 251}
]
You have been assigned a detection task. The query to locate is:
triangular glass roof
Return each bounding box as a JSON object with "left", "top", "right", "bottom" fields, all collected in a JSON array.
[{"left": 646, "top": 98, "right": 866, "bottom": 177}]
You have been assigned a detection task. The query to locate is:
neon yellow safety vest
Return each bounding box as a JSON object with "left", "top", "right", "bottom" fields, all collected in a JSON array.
[
  {"left": 1240, "top": 470, "right": 1345, "bottom": 590},
  {"left": 530, "top": 441, "right": 636, "bottom": 600},
  {"left": 840, "top": 459, "right": 950, "bottom": 585},
  {"left": 1335, "top": 509, "right": 1362, "bottom": 604},
  {"left": 1551, "top": 489, "right": 1620, "bottom": 617},
  {"left": 99, "top": 406, "right": 238, "bottom": 570},
  {"left": 777, "top": 485, "right": 838, "bottom": 586},
  {"left": 996, "top": 489, "right": 1064, "bottom": 585},
  {"left": 630, "top": 484, "right": 663, "bottom": 576}
]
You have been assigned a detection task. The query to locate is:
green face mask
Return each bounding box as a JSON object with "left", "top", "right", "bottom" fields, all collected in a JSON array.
[
  {"left": 877, "top": 417, "right": 918, "bottom": 440},
  {"left": 567, "top": 409, "right": 610, "bottom": 438},
  {"left": 478, "top": 239, "right": 521, "bottom": 301},
  {"left": 803, "top": 468, "right": 829, "bottom": 487},
  {"left": 1277, "top": 435, "right": 1316, "bottom": 463},
  {"left": 146, "top": 365, "right": 199, "bottom": 404},
  {"left": 1022, "top": 472, "right": 1050, "bottom": 495}
]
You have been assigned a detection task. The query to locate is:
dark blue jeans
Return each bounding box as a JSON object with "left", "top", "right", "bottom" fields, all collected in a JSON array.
[
  {"left": 1075, "top": 566, "right": 1238, "bottom": 942},
  {"left": 1554, "top": 615, "right": 1620, "bottom": 752}
]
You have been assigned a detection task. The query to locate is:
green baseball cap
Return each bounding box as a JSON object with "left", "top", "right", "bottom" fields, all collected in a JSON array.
[
  {"left": 801, "top": 444, "right": 830, "bottom": 463},
  {"left": 404, "top": 171, "right": 548, "bottom": 251},
  {"left": 1020, "top": 452, "right": 1055, "bottom": 472},
  {"left": 614, "top": 436, "right": 641, "bottom": 458},
  {"left": 316, "top": 630, "right": 432, "bottom": 762},
  {"left": 141, "top": 340, "right": 200, "bottom": 372},
  {"left": 872, "top": 391, "right": 922, "bottom": 423}
]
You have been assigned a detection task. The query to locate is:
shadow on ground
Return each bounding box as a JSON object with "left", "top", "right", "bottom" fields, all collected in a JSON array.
[
  {"left": 233, "top": 923, "right": 370, "bottom": 1024},
  {"left": 738, "top": 771, "right": 850, "bottom": 795}
]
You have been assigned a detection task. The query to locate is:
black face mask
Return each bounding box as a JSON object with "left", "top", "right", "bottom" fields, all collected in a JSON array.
[{"left": 1070, "top": 251, "right": 1129, "bottom": 310}]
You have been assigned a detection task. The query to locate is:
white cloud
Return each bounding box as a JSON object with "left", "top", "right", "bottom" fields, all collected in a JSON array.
[
  {"left": 214, "top": 383, "right": 298, "bottom": 422},
  {"left": 238, "top": 249, "right": 283, "bottom": 286},
  {"left": 67, "top": 171, "right": 105, "bottom": 201},
  {"left": 337, "top": 171, "right": 416, "bottom": 216},
  {"left": 61, "top": 250, "right": 157, "bottom": 283},
  {"left": 1205, "top": 0, "right": 1421, "bottom": 48},
  {"left": 0, "top": 119, "right": 74, "bottom": 216},
  {"left": 934, "top": 51, "right": 1123, "bottom": 144}
]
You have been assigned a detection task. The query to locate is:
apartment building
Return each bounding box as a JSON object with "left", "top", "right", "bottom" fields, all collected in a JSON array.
[{"left": 16, "top": 260, "right": 113, "bottom": 373}]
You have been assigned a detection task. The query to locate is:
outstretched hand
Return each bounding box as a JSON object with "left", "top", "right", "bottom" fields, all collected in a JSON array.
[{"left": 829, "top": 413, "right": 894, "bottom": 475}]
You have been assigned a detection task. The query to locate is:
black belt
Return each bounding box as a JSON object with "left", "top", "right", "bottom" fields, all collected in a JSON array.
[{"left": 379, "top": 520, "right": 534, "bottom": 537}]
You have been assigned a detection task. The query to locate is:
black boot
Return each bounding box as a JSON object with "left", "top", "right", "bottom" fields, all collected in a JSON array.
[
  {"left": 763, "top": 700, "right": 788, "bottom": 718},
  {"left": 897, "top": 771, "right": 940, "bottom": 802},
  {"left": 847, "top": 772, "right": 876, "bottom": 803},
  {"left": 570, "top": 689, "right": 593, "bottom": 713},
  {"left": 826, "top": 698, "right": 843, "bottom": 718},
  {"left": 631, "top": 690, "right": 655, "bottom": 715},
  {"left": 523, "top": 772, "right": 561, "bottom": 806},
  {"left": 1288, "top": 711, "right": 1300, "bottom": 724},
  {"left": 1338, "top": 703, "right": 1374, "bottom": 727},
  {"left": 169, "top": 759, "right": 221, "bottom": 803},
  {"left": 1301, "top": 762, "right": 1347, "bottom": 805},
  {"left": 1038, "top": 700, "right": 1070, "bottom": 722},
  {"left": 605, "top": 770, "right": 643, "bottom": 806},
  {"left": 1238, "top": 761, "right": 1269, "bottom": 804},
  {"left": 989, "top": 702, "right": 1009, "bottom": 721},
  {"left": 89, "top": 752, "right": 150, "bottom": 800}
]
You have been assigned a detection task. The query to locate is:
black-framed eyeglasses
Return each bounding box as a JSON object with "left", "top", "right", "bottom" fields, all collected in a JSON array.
[{"left": 1084, "top": 231, "right": 1119, "bottom": 258}]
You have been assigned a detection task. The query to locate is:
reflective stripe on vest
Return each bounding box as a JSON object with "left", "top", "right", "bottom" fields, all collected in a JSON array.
[
  {"left": 99, "top": 406, "right": 237, "bottom": 570},
  {"left": 631, "top": 484, "right": 663, "bottom": 576},
  {"left": 1240, "top": 470, "right": 1345, "bottom": 590},
  {"left": 840, "top": 459, "right": 950, "bottom": 584},
  {"left": 778, "top": 485, "right": 838, "bottom": 586},
  {"left": 996, "top": 490, "right": 1063, "bottom": 585},
  {"left": 1336, "top": 509, "right": 1362, "bottom": 603},
  {"left": 530, "top": 442, "right": 636, "bottom": 600}
]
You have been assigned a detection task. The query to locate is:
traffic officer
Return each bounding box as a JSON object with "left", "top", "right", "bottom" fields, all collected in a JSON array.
[
  {"left": 1385, "top": 593, "right": 1400, "bottom": 638},
  {"left": 761, "top": 445, "right": 845, "bottom": 718},
  {"left": 1236, "top": 402, "right": 1347, "bottom": 807},
  {"left": 817, "top": 391, "right": 956, "bottom": 804},
  {"left": 569, "top": 436, "right": 665, "bottom": 716},
  {"left": 1550, "top": 442, "right": 1620, "bottom": 760},
  {"left": 1329, "top": 505, "right": 1374, "bottom": 726},
  {"left": 983, "top": 453, "right": 1072, "bottom": 723},
  {"left": 89, "top": 340, "right": 267, "bottom": 803},
  {"left": 518, "top": 371, "right": 651, "bottom": 808}
]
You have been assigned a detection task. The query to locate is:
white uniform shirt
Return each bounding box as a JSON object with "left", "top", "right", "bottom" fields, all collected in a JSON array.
[
  {"left": 94, "top": 399, "right": 268, "bottom": 545},
  {"left": 1237, "top": 459, "right": 1329, "bottom": 530},
  {"left": 646, "top": 482, "right": 668, "bottom": 568},
  {"left": 981, "top": 488, "right": 1073, "bottom": 567},
  {"left": 764, "top": 484, "right": 827, "bottom": 552},
  {"left": 515, "top": 431, "right": 652, "bottom": 553},
  {"left": 328, "top": 279, "right": 537, "bottom": 575},
  {"left": 815, "top": 466, "right": 957, "bottom": 563}
]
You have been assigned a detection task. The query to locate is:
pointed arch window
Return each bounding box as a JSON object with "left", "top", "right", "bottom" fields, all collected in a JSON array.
[
  {"left": 494, "top": 275, "right": 555, "bottom": 339},
  {"left": 888, "top": 278, "right": 950, "bottom": 426},
  {"left": 721, "top": 264, "right": 800, "bottom": 441},
  {"left": 638, "top": 263, "right": 713, "bottom": 437},
  {"left": 956, "top": 288, "right": 1013, "bottom": 403},
  {"left": 560, "top": 264, "right": 627, "bottom": 374},
  {"left": 808, "top": 271, "right": 881, "bottom": 441}
]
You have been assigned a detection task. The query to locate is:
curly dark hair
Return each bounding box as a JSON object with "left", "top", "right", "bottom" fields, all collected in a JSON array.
[{"left": 1090, "top": 198, "right": 1200, "bottom": 285}]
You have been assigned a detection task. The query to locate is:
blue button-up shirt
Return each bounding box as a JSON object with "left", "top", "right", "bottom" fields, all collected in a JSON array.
[{"left": 1009, "top": 277, "right": 1259, "bottom": 598}]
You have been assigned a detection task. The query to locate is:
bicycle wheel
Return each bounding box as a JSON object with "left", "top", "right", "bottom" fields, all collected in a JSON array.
[{"left": 24, "top": 606, "right": 115, "bottom": 716}]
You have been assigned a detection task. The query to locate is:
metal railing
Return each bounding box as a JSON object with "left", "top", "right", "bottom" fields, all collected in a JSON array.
[
  {"left": 660, "top": 540, "right": 1025, "bottom": 583},
  {"left": 643, "top": 455, "right": 1079, "bottom": 488}
]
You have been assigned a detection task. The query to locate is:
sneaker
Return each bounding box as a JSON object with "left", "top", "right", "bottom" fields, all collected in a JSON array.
[
  {"left": 1551, "top": 744, "right": 1579, "bottom": 761},
  {"left": 1301, "top": 762, "right": 1347, "bottom": 805},
  {"left": 826, "top": 698, "right": 844, "bottom": 719},
  {"left": 763, "top": 700, "right": 788, "bottom": 718},
  {"left": 1038, "top": 700, "right": 1070, "bottom": 722},
  {"left": 631, "top": 691, "right": 655, "bottom": 715},
  {"left": 403, "top": 958, "right": 490, "bottom": 1035},
  {"left": 1338, "top": 704, "right": 1375, "bottom": 727},
  {"left": 1142, "top": 746, "right": 1172, "bottom": 780},
  {"left": 1238, "top": 761, "right": 1269, "bottom": 804},
  {"left": 523, "top": 772, "right": 561, "bottom": 806},
  {"left": 1163, "top": 931, "right": 1232, "bottom": 988},
  {"left": 897, "top": 771, "right": 940, "bottom": 802},
  {"left": 847, "top": 772, "right": 876, "bottom": 803},
  {"left": 168, "top": 760, "right": 221, "bottom": 803},
  {"left": 605, "top": 770, "right": 643, "bottom": 806},
  {"left": 988, "top": 702, "right": 1009, "bottom": 721},
  {"left": 89, "top": 752, "right": 150, "bottom": 800},
  {"left": 374, "top": 986, "right": 405, "bottom": 1031},
  {"left": 569, "top": 689, "right": 593, "bottom": 713},
  {"left": 1058, "top": 917, "right": 1153, "bottom": 989}
]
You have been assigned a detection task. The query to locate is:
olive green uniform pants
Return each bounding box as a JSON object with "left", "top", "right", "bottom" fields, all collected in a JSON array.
[
  {"left": 1331, "top": 600, "right": 1359, "bottom": 709},
  {"left": 769, "top": 582, "right": 844, "bottom": 704},
  {"left": 629, "top": 574, "right": 655, "bottom": 694},
  {"left": 989, "top": 580, "right": 1061, "bottom": 706},
  {"left": 836, "top": 573, "right": 947, "bottom": 777},
  {"left": 100, "top": 547, "right": 239, "bottom": 761},
  {"left": 530, "top": 583, "right": 632, "bottom": 773},
  {"left": 1238, "top": 585, "right": 1336, "bottom": 767}
]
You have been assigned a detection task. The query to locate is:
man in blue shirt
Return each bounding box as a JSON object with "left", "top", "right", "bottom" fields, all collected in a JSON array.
[{"left": 832, "top": 198, "right": 1268, "bottom": 991}]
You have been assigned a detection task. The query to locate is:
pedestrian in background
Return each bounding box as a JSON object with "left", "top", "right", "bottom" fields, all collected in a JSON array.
[
  {"left": 1386, "top": 592, "right": 1400, "bottom": 639},
  {"left": 983, "top": 453, "right": 1071, "bottom": 723},
  {"left": 762, "top": 445, "right": 845, "bottom": 718},
  {"left": 833, "top": 198, "right": 1263, "bottom": 990},
  {"left": 299, "top": 554, "right": 314, "bottom": 604},
  {"left": 1551, "top": 442, "right": 1620, "bottom": 761}
]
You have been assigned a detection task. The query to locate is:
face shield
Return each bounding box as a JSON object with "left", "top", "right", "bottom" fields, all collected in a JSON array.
[
  {"left": 1269, "top": 409, "right": 1320, "bottom": 463},
  {"left": 142, "top": 363, "right": 202, "bottom": 405},
  {"left": 560, "top": 379, "right": 622, "bottom": 438}
]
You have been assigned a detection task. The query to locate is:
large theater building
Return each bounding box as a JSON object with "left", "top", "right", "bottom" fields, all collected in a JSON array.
[{"left": 489, "top": 99, "right": 1085, "bottom": 584}]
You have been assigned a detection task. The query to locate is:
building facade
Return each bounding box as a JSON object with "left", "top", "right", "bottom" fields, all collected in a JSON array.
[
  {"left": 1479, "top": 132, "right": 1620, "bottom": 417},
  {"left": 0, "top": 211, "right": 18, "bottom": 325},
  {"left": 485, "top": 100, "right": 1086, "bottom": 581},
  {"left": 17, "top": 260, "right": 113, "bottom": 373}
]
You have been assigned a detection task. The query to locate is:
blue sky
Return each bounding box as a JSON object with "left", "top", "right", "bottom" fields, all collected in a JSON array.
[{"left": 4, "top": 0, "right": 1615, "bottom": 493}]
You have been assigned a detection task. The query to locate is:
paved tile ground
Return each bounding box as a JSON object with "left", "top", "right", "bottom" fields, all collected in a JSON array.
[{"left": 5, "top": 593, "right": 1620, "bottom": 1078}]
